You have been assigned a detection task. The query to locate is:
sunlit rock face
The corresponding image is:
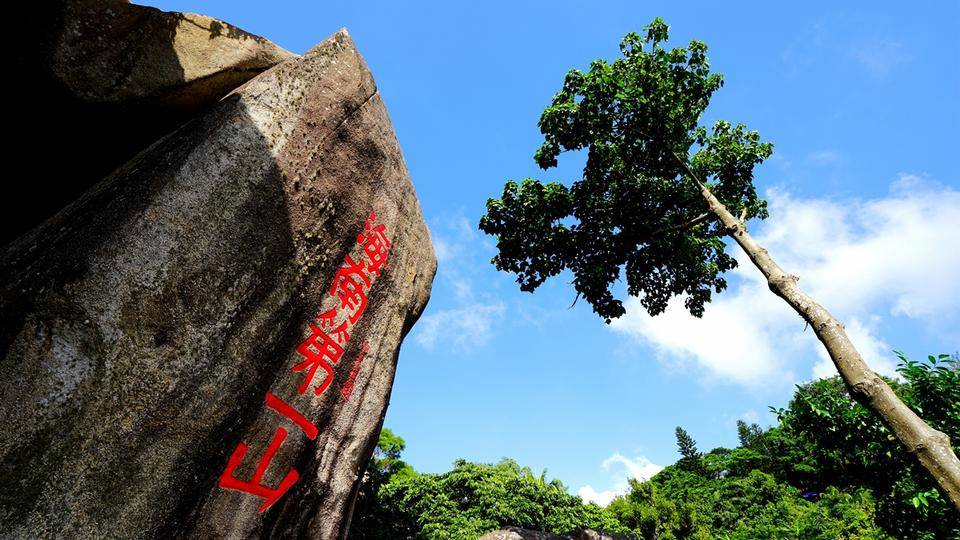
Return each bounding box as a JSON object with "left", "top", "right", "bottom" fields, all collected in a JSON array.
[
  {"left": 4, "top": 0, "right": 295, "bottom": 246},
  {"left": 0, "top": 27, "right": 435, "bottom": 539}
]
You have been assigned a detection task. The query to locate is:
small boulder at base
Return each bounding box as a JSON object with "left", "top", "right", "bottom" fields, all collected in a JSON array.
[
  {"left": 478, "top": 528, "right": 571, "bottom": 540},
  {"left": 0, "top": 29, "right": 435, "bottom": 539},
  {"left": 478, "top": 528, "right": 636, "bottom": 540}
]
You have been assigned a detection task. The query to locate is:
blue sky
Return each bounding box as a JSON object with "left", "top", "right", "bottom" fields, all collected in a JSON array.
[{"left": 144, "top": 1, "right": 960, "bottom": 504}]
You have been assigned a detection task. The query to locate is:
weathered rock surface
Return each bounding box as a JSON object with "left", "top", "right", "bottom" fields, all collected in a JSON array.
[
  {"left": 5, "top": 0, "right": 294, "bottom": 246},
  {"left": 478, "top": 528, "right": 570, "bottom": 540},
  {"left": 576, "top": 530, "right": 636, "bottom": 540},
  {"left": 0, "top": 28, "right": 435, "bottom": 539},
  {"left": 478, "top": 528, "right": 635, "bottom": 540}
]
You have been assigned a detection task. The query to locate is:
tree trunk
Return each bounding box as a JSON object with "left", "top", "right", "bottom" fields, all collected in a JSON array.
[{"left": 697, "top": 182, "right": 960, "bottom": 511}]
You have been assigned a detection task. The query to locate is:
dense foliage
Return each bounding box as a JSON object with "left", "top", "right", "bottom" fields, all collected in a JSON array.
[
  {"left": 351, "top": 431, "right": 623, "bottom": 539},
  {"left": 479, "top": 19, "right": 772, "bottom": 322},
  {"left": 765, "top": 352, "right": 960, "bottom": 539},
  {"left": 351, "top": 354, "right": 959, "bottom": 539}
]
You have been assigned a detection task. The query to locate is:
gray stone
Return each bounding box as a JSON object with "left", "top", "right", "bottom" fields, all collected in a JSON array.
[
  {"left": 0, "top": 29, "right": 435, "bottom": 538},
  {"left": 478, "top": 527, "right": 570, "bottom": 540},
  {"left": 478, "top": 528, "right": 637, "bottom": 540},
  {"left": 5, "top": 0, "right": 295, "bottom": 246}
]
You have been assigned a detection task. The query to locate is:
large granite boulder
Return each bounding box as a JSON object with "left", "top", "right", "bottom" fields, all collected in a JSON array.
[
  {"left": 0, "top": 28, "right": 435, "bottom": 539},
  {"left": 5, "top": 0, "right": 295, "bottom": 246}
]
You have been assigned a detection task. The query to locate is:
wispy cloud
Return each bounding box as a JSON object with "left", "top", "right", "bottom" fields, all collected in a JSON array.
[
  {"left": 578, "top": 453, "right": 663, "bottom": 506},
  {"left": 808, "top": 149, "right": 842, "bottom": 165},
  {"left": 610, "top": 175, "right": 960, "bottom": 388},
  {"left": 414, "top": 303, "right": 506, "bottom": 351},
  {"left": 848, "top": 37, "right": 912, "bottom": 77},
  {"left": 413, "top": 213, "right": 505, "bottom": 352},
  {"left": 780, "top": 22, "right": 912, "bottom": 79}
]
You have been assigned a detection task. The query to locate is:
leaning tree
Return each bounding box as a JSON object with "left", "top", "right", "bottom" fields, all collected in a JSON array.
[{"left": 478, "top": 18, "right": 960, "bottom": 510}]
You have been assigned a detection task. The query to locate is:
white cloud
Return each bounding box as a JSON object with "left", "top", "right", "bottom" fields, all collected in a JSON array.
[
  {"left": 610, "top": 292, "right": 792, "bottom": 386},
  {"left": 433, "top": 236, "right": 457, "bottom": 264},
  {"left": 414, "top": 213, "right": 506, "bottom": 352},
  {"left": 603, "top": 453, "right": 664, "bottom": 481},
  {"left": 808, "top": 150, "right": 842, "bottom": 165},
  {"left": 848, "top": 37, "right": 911, "bottom": 77},
  {"left": 577, "top": 485, "right": 620, "bottom": 507},
  {"left": 780, "top": 23, "right": 912, "bottom": 81},
  {"left": 414, "top": 303, "right": 506, "bottom": 351},
  {"left": 764, "top": 177, "right": 960, "bottom": 321},
  {"left": 610, "top": 176, "right": 960, "bottom": 387},
  {"left": 578, "top": 453, "right": 663, "bottom": 506}
]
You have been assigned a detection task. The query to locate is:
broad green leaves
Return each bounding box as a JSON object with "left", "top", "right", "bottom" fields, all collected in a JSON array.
[
  {"left": 772, "top": 354, "right": 960, "bottom": 538},
  {"left": 352, "top": 456, "right": 625, "bottom": 539},
  {"left": 480, "top": 18, "right": 772, "bottom": 321}
]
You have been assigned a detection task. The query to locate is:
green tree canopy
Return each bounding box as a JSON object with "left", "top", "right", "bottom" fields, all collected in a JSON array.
[
  {"left": 675, "top": 426, "right": 704, "bottom": 475},
  {"left": 350, "top": 355, "right": 957, "bottom": 539},
  {"left": 478, "top": 17, "right": 960, "bottom": 506},
  {"left": 479, "top": 18, "right": 771, "bottom": 321}
]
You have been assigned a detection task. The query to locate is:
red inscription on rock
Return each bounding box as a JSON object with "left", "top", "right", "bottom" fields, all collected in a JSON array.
[
  {"left": 217, "top": 211, "right": 391, "bottom": 512},
  {"left": 340, "top": 340, "right": 370, "bottom": 401},
  {"left": 219, "top": 427, "right": 299, "bottom": 512}
]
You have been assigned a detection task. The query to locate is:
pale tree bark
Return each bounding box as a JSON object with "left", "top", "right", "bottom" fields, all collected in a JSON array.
[{"left": 691, "top": 178, "right": 960, "bottom": 511}]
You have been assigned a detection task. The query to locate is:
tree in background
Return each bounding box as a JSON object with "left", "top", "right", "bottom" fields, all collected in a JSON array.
[
  {"left": 606, "top": 478, "right": 705, "bottom": 539},
  {"left": 351, "top": 428, "right": 416, "bottom": 540},
  {"left": 478, "top": 18, "right": 960, "bottom": 507},
  {"left": 768, "top": 353, "right": 960, "bottom": 539},
  {"left": 609, "top": 357, "right": 959, "bottom": 539},
  {"left": 736, "top": 420, "right": 763, "bottom": 449},
  {"left": 674, "top": 427, "right": 704, "bottom": 476},
  {"left": 350, "top": 355, "right": 957, "bottom": 539},
  {"left": 350, "top": 450, "right": 625, "bottom": 539}
]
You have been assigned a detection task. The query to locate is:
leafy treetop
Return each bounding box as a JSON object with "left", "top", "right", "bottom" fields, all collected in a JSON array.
[{"left": 479, "top": 18, "right": 773, "bottom": 321}]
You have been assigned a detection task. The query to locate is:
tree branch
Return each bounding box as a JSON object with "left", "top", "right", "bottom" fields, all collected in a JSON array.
[{"left": 652, "top": 212, "right": 712, "bottom": 236}]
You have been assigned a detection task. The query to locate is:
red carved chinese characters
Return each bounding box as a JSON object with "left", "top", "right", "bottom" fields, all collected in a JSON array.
[
  {"left": 330, "top": 254, "right": 370, "bottom": 324},
  {"left": 340, "top": 341, "right": 370, "bottom": 402},
  {"left": 292, "top": 322, "right": 343, "bottom": 396},
  {"left": 217, "top": 211, "right": 392, "bottom": 513},
  {"left": 266, "top": 392, "right": 319, "bottom": 440},
  {"left": 218, "top": 427, "right": 299, "bottom": 513},
  {"left": 358, "top": 211, "right": 391, "bottom": 277}
]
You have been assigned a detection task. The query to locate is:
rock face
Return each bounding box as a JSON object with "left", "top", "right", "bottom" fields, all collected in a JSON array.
[
  {"left": 0, "top": 28, "right": 435, "bottom": 539},
  {"left": 478, "top": 528, "right": 636, "bottom": 540},
  {"left": 47, "top": 0, "right": 294, "bottom": 106},
  {"left": 5, "top": 0, "right": 294, "bottom": 246},
  {"left": 478, "top": 528, "right": 570, "bottom": 540}
]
